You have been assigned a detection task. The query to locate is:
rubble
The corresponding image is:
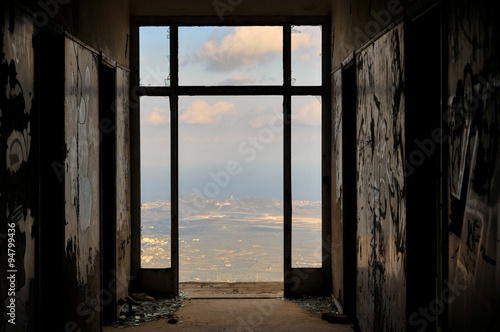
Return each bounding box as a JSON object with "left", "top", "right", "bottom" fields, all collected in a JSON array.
[
  {"left": 106, "top": 292, "right": 188, "bottom": 328},
  {"left": 284, "top": 296, "right": 339, "bottom": 315}
]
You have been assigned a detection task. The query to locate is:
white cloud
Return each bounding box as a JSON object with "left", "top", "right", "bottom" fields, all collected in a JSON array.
[
  {"left": 149, "top": 107, "right": 167, "bottom": 125},
  {"left": 249, "top": 113, "right": 282, "bottom": 129},
  {"left": 299, "top": 53, "right": 311, "bottom": 61},
  {"left": 218, "top": 74, "right": 256, "bottom": 85},
  {"left": 142, "top": 106, "right": 170, "bottom": 126},
  {"left": 292, "top": 31, "right": 313, "bottom": 51},
  {"left": 293, "top": 101, "right": 321, "bottom": 126},
  {"left": 292, "top": 26, "right": 322, "bottom": 65},
  {"left": 180, "top": 100, "right": 234, "bottom": 124},
  {"left": 196, "top": 27, "right": 284, "bottom": 71},
  {"left": 250, "top": 116, "right": 265, "bottom": 128}
]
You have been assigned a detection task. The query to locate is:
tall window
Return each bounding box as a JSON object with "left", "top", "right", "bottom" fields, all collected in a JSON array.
[{"left": 134, "top": 19, "right": 329, "bottom": 282}]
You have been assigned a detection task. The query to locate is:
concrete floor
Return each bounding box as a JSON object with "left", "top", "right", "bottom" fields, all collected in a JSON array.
[
  {"left": 103, "top": 283, "right": 354, "bottom": 331},
  {"left": 104, "top": 298, "right": 353, "bottom": 331}
]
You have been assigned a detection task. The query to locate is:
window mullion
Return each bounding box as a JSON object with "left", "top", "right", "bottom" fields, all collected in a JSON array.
[
  {"left": 284, "top": 23, "right": 292, "bottom": 278},
  {"left": 170, "top": 23, "right": 179, "bottom": 291}
]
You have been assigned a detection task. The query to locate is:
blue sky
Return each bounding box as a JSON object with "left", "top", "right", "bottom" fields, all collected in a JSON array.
[{"left": 139, "top": 26, "right": 322, "bottom": 203}]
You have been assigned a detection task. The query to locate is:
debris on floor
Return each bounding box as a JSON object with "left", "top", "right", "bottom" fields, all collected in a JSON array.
[
  {"left": 283, "top": 296, "right": 340, "bottom": 315},
  {"left": 107, "top": 292, "right": 189, "bottom": 329}
]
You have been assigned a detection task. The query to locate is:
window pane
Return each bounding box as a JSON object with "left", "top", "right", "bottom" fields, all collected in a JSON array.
[
  {"left": 140, "top": 27, "right": 170, "bottom": 86},
  {"left": 179, "top": 96, "right": 283, "bottom": 282},
  {"left": 291, "top": 26, "right": 322, "bottom": 86},
  {"left": 179, "top": 27, "right": 283, "bottom": 86},
  {"left": 292, "top": 96, "right": 322, "bottom": 268},
  {"left": 141, "top": 96, "right": 171, "bottom": 268}
]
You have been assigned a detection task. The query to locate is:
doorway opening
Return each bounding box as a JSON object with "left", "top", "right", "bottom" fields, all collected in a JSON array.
[
  {"left": 99, "top": 61, "right": 117, "bottom": 322},
  {"left": 179, "top": 96, "right": 284, "bottom": 283}
]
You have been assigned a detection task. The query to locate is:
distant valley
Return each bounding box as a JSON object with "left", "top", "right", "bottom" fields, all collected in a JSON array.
[{"left": 141, "top": 196, "right": 322, "bottom": 282}]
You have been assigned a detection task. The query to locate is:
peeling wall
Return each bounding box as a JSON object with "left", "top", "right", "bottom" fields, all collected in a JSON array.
[
  {"left": 63, "top": 37, "right": 101, "bottom": 331},
  {"left": 355, "top": 23, "right": 406, "bottom": 332},
  {"left": 0, "top": 5, "right": 36, "bottom": 331},
  {"left": 446, "top": 0, "right": 500, "bottom": 330},
  {"left": 2, "top": 3, "right": 132, "bottom": 330},
  {"left": 116, "top": 67, "right": 132, "bottom": 303}
]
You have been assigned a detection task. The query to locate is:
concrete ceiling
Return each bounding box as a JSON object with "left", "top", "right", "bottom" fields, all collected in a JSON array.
[{"left": 129, "top": 0, "right": 332, "bottom": 17}]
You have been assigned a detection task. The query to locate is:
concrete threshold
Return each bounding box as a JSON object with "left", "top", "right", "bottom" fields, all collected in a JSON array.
[{"left": 180, "top": 281, "right": 284, "bottom": 299}]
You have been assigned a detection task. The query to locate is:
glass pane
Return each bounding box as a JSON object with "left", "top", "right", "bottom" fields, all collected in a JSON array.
[
  {"left": 291, "top": 26, "right": 322, "bottom": 86},
  {"left": 179, "top": 96, "right": 283, "bottom": 282},
  {"left": 179, "top": 27, "right": 283, "bottom": 86},
  {"left": 292, "top": 96, "right": 322, "bottom": 268},
  {"left": 140, "top": 26, "right": 170, "bottom": 86},
  {"left": 140, "top": 96, "right": 171, "bottom": 268}
]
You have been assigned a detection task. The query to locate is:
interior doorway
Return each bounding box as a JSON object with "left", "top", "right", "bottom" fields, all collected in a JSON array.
[
  {"left": 405, "top": 7, "right": 442, "bottom": 331},
  {"left": 99, "top": 61, "right": 117, "bottom": 322},
  {"left": 178, "top": 96, "right": 284, "bottom": 283}
]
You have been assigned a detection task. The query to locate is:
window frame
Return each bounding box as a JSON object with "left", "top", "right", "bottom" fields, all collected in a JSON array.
[{"left": 130, "top": 16, "right": 331, "bottom": 296}]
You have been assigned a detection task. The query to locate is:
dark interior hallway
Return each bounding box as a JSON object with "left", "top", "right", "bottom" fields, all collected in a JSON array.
[{"left": 1, "top": 0, "right": 500, "bottom": 331}]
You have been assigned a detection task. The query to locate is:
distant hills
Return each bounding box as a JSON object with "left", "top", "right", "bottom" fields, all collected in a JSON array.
[
  {"left": 142, "top": 195, "right": 320, "bottom": 218},
  {"left": 140, "top": 195, "right": 322, "bottom": 279}
]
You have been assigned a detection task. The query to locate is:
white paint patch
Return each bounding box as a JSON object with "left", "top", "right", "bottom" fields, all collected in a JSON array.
[
  {"left": 6, "top": 128, "right": 31, "bottom": 173},
  {"left": 15, "top": 206, "right": 35, "bottom": 331},
  {"left": 79, "top": 175, "right": 92, "bottom": 231}
]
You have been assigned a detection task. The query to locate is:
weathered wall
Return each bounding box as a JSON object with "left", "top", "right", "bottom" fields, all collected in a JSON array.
[
  {"left": 355, "top": 22, "right": 406, "bottom": 331},
  {"left": 446, "top": 0, "right": 500, "bottom": 330},
  {"left": 0, "top": 4, "right": 36, "bottom": 331},
  {"left": 16, "top": 0, "right": 130, "bottom": 67},
  {"left": 1, "top": 2, "right": 133, "bottom": 330},
  {"left": 331, "top": 69, "right": 344, "bottom": 309},
  {"left": 331, "top": 1, "right": 500, "bottom": 331},
  {"left": 116, "top": 66, "right": 132, "bottom": 303},
  {"left": 63, "top": 36, "right": 102, "bottom": 331}
]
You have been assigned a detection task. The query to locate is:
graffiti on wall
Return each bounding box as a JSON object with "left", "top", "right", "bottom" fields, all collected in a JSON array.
[
  {"left": 64, "top": 37, "right": 100, "bottom": 288},
  {"left": 68, "top": 65, "right": 93, "bottom": 231},
  {"left": 0, "top": 5, "right": 36, "bottom": 331},
  {"left": 330, "top": 69, "right": 344, "bottom": 306},
  {"left": 2, "top": 20, "right": 32, "bottom": 174},
  {"left": 355, "top": 23, "right": 406, "bottom": 332},
  {"left": 333, "top": 70, "right": 343, "bottom": 203},
  {"left": 448, "top": 64, "right": 500, "bottom": 330}
]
